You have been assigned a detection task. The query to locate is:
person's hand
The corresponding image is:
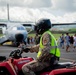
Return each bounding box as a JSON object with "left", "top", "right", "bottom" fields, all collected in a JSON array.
[
  {"left": 22, "top": 47, "right": 30, "bottom": 53},
  {"left": 30, "top": 49, "right": 35, "bottom": 53}
]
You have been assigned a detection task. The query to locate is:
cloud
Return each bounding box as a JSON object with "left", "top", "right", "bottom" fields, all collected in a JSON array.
[
  {"left": 0, "top": 7, "right": 7, "bottom": 19},
  {"left": 51, "top": 0, "right": 76, "bottom": 12},
  {"left": 7, "top": 7, "right": 76, "bottom": 23},
  {"left": 0, "top": 0, "right": 52, "bottom": 8},
  {"left": 56, "top": 12, "right": 76, "bottom": 23},
  {"left": 0, "top": 0, "right": 76, "bottom": 23},
  {"left": 0, "top": 0, "right": 76, "bottom": 11}
]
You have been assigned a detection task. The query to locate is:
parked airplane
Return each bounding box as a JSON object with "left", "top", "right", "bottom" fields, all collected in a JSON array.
[
  {"left": 0, "top": 22, "right": 28, "bottom": 46},
  {"left": 0, "top": 4, "right": 35, "bottom": 46}
]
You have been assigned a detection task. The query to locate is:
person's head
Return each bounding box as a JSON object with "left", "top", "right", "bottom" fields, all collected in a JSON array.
[
  {"left": 74, "top": 34, "right": 76, "bottom": 36},
  {"left": 34, "top": 18, "right": 52, "bottom": 34},
  {"left": 66, "top": 33, "right": 69, "bottom": 35}
]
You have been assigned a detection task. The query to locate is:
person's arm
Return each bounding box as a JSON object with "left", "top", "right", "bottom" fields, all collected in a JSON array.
[
  {"left": 22, "top": 44, "right": 40, "bottom": 53},
  {"left": 29, "top": 44, "right": 40, "bottom": 53},
  {"left": 20, "top": 42, "right": 39, "bottom": 53}
]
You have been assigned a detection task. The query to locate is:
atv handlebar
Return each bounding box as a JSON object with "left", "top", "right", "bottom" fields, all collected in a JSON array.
[
  {"left": 9, "top": 49, "right": 23, "bottom": 59},
  {"left": 21, "top": 45, "right": 30, "bottom": 53},
  {"left": 9, "top": 45, "right": 30, "bottom": 59}
]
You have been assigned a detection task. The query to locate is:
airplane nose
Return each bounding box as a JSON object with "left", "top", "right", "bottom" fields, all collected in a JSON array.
[{"left": 15, "top": 33, "right": 24, "bottom": 42}]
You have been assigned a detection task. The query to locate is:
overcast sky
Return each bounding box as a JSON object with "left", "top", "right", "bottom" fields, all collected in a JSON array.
[{"left": 0, "top": 0, "right": 76, "bottom": 23}]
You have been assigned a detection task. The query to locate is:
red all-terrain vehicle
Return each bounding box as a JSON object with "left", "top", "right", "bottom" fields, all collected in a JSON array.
[{"left": 0, "top": 49, "right": 76, "bottom": 75}]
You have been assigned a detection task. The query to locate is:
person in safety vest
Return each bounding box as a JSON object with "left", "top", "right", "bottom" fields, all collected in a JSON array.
[{"left": 22, "top": 18, "right": 60, "bottom": 75}]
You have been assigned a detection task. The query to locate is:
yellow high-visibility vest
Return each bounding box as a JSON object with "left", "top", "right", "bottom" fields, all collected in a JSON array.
[{"left": 37, "top": 30, "right": 60, "bottom": 58}]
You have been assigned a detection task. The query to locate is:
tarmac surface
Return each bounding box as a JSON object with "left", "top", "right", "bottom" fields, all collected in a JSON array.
[{"left": 0, "top": 44, "right": 76, "bottom": 63}]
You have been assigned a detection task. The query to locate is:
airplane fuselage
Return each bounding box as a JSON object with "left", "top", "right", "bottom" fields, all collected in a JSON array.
[{"left": 0, "top": 23, "right": 28, "bottom": 46}]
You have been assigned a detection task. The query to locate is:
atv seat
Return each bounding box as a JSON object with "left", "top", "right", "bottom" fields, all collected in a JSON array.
[{"left": 35, "top": 63, "right": 72, "bottom": 75}]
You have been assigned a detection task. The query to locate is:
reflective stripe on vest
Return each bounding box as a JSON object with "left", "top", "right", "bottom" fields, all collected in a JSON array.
[{"left": 37, "top": 30, "right": 60, "bottom": 58}]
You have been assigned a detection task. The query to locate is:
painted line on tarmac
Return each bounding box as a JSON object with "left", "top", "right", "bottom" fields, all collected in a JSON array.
[{"left": 60, "top": 58, "right": 75, "bottom": 61}]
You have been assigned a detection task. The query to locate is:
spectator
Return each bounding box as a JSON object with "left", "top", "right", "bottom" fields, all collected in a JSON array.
[
  {"left": 65, "top": 33, "right": 70, "bottom": 52},
  {"left": 27, "top": 36, "right": 30, "bottom": 44},
  {"left": 70, "top": 35, "right": 74, "bottom": 48},
  {"left": 57, "top": 36, "right": 62, "bottom": 48},
  {"left": 30, "top": 36, "right": 35, "bottom": 44},
  {"left": 34, "top": 33, "right": 41, "bottom": 45},
  {"left": 61, "top": 34, "right": 65, "bottom": 49},
  {"left": 73, "top": 34, "right": 76, "bottom": 50}
]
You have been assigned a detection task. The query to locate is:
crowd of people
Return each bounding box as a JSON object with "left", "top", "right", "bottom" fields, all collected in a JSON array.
[
  {"left": 26, "top": 35, "right": 40, "bottom": 45},
  {"left": 26, "top": 36, "right": 35, "bottom": 45},
  {"left": 57, "top": 33, "right": 76, "bottom": 52},
  {"left": 18, "top": 32, "right": 76, "bottom": 53},
  {"left": 18, "top": 34, "right": 41, "bottom": 48}
]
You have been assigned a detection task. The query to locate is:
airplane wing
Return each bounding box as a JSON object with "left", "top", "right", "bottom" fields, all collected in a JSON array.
[
  {"left": 51, "top": 23, "right": 76, "bottom": 32},
  {"left": 52, "top": 23, "right": 76, "bottom": 26}
]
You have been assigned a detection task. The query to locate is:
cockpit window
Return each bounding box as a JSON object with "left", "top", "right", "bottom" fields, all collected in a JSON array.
[
  {"left": 12, "top": 27, "right": 25, "bottom": 30},
  {"left": 17, "top": 27, "right": 25, "bottom": 30}
]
